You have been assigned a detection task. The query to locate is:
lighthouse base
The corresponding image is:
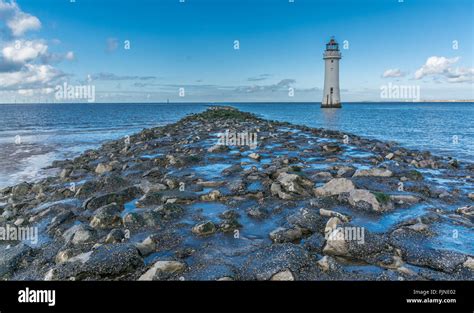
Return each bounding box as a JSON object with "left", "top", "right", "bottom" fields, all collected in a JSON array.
[{"left": 321, "top": 102, "right": 342, "bottom": 108}]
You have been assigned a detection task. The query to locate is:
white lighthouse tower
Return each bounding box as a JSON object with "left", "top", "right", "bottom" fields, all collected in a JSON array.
[{"left": 322, "top": 37, "right": 342, "bottom": 108}]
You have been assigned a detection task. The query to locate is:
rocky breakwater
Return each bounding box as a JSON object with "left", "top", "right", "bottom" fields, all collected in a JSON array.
[{"left": 0, "top": 106, "right": 473, "bottom": 281}]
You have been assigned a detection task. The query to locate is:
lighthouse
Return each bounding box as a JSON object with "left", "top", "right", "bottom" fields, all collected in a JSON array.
[{"left": 322, "top": 37, "right": 342, "bottom": 108}]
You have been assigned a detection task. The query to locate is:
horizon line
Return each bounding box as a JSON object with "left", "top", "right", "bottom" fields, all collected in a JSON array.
[{"left": 0, "top": 100, "right": 473, "bottom": 105}]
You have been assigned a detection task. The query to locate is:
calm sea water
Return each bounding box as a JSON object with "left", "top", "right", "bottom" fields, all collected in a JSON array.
[{"left": 0, "top": 102, "right": 472, "bottom": 188}]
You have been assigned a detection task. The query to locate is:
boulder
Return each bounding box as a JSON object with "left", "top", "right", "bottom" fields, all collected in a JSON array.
[
  {"left": 154, "top": 203, "right": 184, "bottom": 220},
  {"left": 138, "top": 261, "right": 186, "bottom": 281},
  {"left": 314, "top": 178, "right": 355, "bottom": 197},
  {"left": 89, "top": 203, "right": 122, "bottom": 229},
  {"left": 269, "top": 227, "right": 303, "bottom": 243},
  {"left": 270, "top": 269, "right": 294, "bottom": 281},
  {"left": 49, "top": 244, "right": 143, "bottom": 280},
  {"left": 287, "top": 208, "right": 326, "bottom": 233},
  {"left": 135, "top": 236, "right": 156, "bottom": 257},
  {"left": 316, "top": 256, "right": 339, "bottom": 272},
  {"left": 248, "top": 153, "right": 261, "bottom": 161},
  {"left": 324, "top": 217, "right": 342, "bottom": 236},
  {"left": 192, "top": 221, "right": 217, "bottom": 236},
  {"left": 276, "top": 172, "right": 312, "bottom": 195},
  {"left": 0, "top": 244, "right": 32, "bottom": 278},
  {"left": 62, "top": 224, "right": 96, "bottom": 245},
  {"left": 348, "top": 189, "right": 382, "bottom": 212},
  {"left": 105, "top": 229, "right": 126, "bottom": 244},
  {"left": 208, "top": 145, "right": 229, "bottom": 153},
  {"left": 353, "top": 168, "right": 393, "bottom": 177},
  {"left": 456, "top": 206, "right": 474, "bottom": 217},
  {"left": 200, "top": 190, "right": 221, "bottom": 201},
  {"left": 84, "top": 186, "right": 142, "bottom": 210},
  {"left": 95, "top": 163, "right": 112, "bottom": 174},
  {"left": 319, "top": 208, "right": 350, "bottom": 223},
  {"left": 463, "top": 257, "right": 474, "bottom": 271},
  {"left": 323, "top": 228, "right": 349, "bottom": 256},
  {"left": 322, "top": 144, "right": 342, "bottom": 153}
]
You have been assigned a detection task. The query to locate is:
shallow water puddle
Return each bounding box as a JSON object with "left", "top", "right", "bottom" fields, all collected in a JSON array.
[
  {"left": 139, "top": 152, "right": 164, "bottom": 160},
  {"left": 428, "top": 222, "right": 474, "bottom": 255},
  {"left": 345, "top": 203, "right": 432, "bottom": 233},
  {"left": 184, "top": 202, "right": 229, "bottom": 223},
  {"left": 192, "top": 163, "right": 232, "bottom": 180},
  {"left": 121, "top": 198, "right": 142, "bottom": 217},
  {"left": 343, "top": 145, "right": 375, "bottom": 158}
]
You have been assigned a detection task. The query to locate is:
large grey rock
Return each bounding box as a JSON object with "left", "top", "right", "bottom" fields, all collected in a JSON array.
[
  {"left": 287, "top": 208, "right": 326, "bottom": 233},
  {"left": 89, "top": 203, "right": 122, "bottom": 229},
  {"left": 269, "top": 227, "right": 303, "bottom": 243},
  {"left": 138, "top": 260, "right": 186, "bottom": 281},
  {"left": 353, "top": 168, "right": 393, "bottom": 177},
  {"left": 83, "top": 186, "right": 142, "bottom": 210},
  {"left": 0, "top": 244, "right": 32, "bottom": 278},
  {"left": 314, "top": 178, "right": 355, "bottom": 197},
  {"left": 192, "top": 221, "right": 216, "bottom": 236},
  {"left": 348, "top": 189, "right": 381, "bottom": 212},
  {"left": 62, "top": 224, "right": 96, "bottom": 245},
  {"left": 276, "top": 172, "right": 313, "bottom": 195},
  {"left": 48, "top": 244, "right": 143, "bottom": 280},
  {"left": 390, "top": 228, "right": 468, "bottom": 273}
]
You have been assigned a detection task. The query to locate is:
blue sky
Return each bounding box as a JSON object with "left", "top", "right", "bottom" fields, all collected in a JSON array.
[{"left": 0, "top": 0, "right": 472, "bottom": 102}]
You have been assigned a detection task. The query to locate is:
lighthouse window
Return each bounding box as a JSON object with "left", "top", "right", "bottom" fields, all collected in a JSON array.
[{"left": 331, "top": 60, "right": 334, "bottom": 63}]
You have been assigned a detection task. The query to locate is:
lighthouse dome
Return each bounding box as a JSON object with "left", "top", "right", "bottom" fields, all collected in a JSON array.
[{"left": 326, "top": 38, "right": 339, "bottom": 51}]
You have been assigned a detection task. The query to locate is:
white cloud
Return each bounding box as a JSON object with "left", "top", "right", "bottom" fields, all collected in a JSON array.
[
  {"left": 382, "top": 68, "right": 405, "bottom": 78},
  {"left": 0, "top": 0, "right": 41, "bottom": 36},
  {"left": 65, "top": 51, "right": 75, "bottom": 61},
  {"left": 414, "top": 56, "right": 459, "bottom": 80},
  {"left": 446, "top": 67, "right": 474, "bottom": 83},
  {"left": 17, "top": 86, "right": 54, "bottom": 95},
  {"left": 17, "top": 88, "right": 33, "bottom": 96},
  {"left": 414, "top": 56, "right": 473, "bottom": 83},
  {"left": 7, "top": 11, "right": 41, "bottom": 36},
  {"left": 2, "top": 40, "right": 48, "bottom": 63},
  {"left": 0, "top": 64, "right": 63, "bottom": 89},
  {"left": 0, "top": 2, "right": 73, "bottom": 93}
]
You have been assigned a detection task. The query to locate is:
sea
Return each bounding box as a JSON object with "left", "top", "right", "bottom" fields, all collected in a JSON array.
[{"left": 0, "top": 102, "right": 472, "bottom": 188}]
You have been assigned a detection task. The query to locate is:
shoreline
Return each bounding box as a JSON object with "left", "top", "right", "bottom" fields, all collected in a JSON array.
[{"left": 0, "top": 106, "right": 473, "bottom": 281}]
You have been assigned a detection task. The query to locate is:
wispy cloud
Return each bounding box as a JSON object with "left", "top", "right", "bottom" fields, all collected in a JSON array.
[
  {"left": 382, "top": 68, "right": 406, "bottom": 78},
  {"left": 414, "top": 56, "right": 473, "bottom": 84},
  {"left": 105, "top": 38, "right": 118, "bottom": 53},
  {"left": 92, "top": 72, "right": 157, "bottom": 81},
  {"left": 0, "top": 0, "right": 41, "bottom": 37},
  {"left": 236, "top": 79, "right": 296, "bottom": 93},
  {"left": 247, "top": 74, "right": 272, "bottom": 82}
]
